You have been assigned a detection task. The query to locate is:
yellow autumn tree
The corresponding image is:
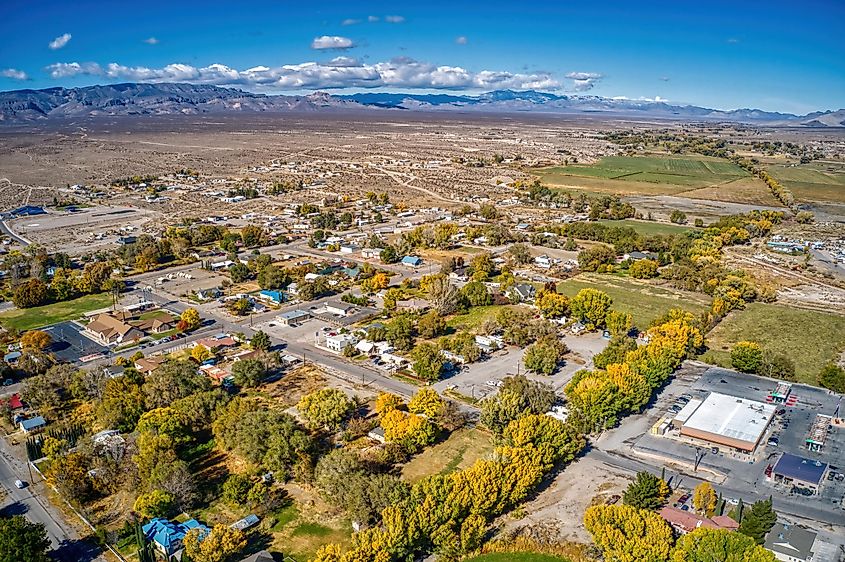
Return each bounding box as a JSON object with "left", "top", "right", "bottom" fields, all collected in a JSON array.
[
  {"left": 374, "top": 392, "right": 403, "bottom": 416},
  {"left": 693, "top": 481, "right": 718, "bottom": 517},
  {"left": 183, "top": 524, "right": 246, "bottom": 562},
  {"left": 584, "top": 504, "right": 674, "bottom": 562},
  {"left": 408, "top": 387, "right": 445, "bottom": 418}
]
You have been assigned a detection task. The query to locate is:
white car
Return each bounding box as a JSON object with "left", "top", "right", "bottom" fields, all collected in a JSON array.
[{"left": 14, "top": 479, "right": 26, "bottom": 489}]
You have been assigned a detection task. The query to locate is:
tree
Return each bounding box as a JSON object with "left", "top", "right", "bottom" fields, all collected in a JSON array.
[
  {"left": 180, "top": 308, "right": 201, "bottom": 330},
  {"left": 298, "top": 388, "right": 355, "bottom": 430},
  {"left": 737, "top": 497, "right": 777, "bottom": 544},
  {"left": 183, "top": 524, "right": 246, "bottom": 562},
  {"left": 671, "top": 528, "right": 775, "bottom": 562},
  {"left": 240, "top": 225, "right": 264, "bottom": 247},
  {"left": 480, "top": 374, "right": 555, "bottom": 434},
  {"left": 630, "top": 259, "right": 659, "bottom": 279},
  {"left": 250, "top": 330, "right": 271, "bottom": 351},
  {"left": 0, "top": 516, "right": 51, "bottom": 562},
  {"left": 818, "top": 363, "right": 845, "bottom": 393},
  {"left": 670, "top": 210, "right": 688, "bottom": 224},
  {"left": 144, "top": 360, "right": 211, "bottom": 409},
  {"left": 578, "top": 246, "right": 616, "bottom": 272},
  {"left": 731, "top": 341, "right": 763, "bottom": 373},
  {"left": 228, "top": 262, "right": 251, "bottom": 283},
  {"left": 375, "top": 392, "right": 403, "bottom": 416},
  {"left": 503, "top": 414, "right": 585, "bottom": 469},
  {"left": 535, "top": 291, "right": 569, "bottom": 319},
  {"left": 386, "top": 315, "right": 415, "bottom": 351},
  {"left": 523, "top": 340, "right": 564, "bottom": 375},
  {"left": 417, "top": 310, "right": 446, "bottom": 339},
  {"left": 693, "top": 481, "right": 718, "bottom": 517},
  {"left": 20, "top": 330, "right": 52, "bottom": 350},
  {"left": 570, "top": 288, "right": 613, "bottom": 329},
  {"left": 222, "top": 473, "right": 253, "bottom": 506},
  {"left": 380, "top": 246, "right": 399, "bottom": 264},
  {"left": 192, "top": 345, "right": 213, "bottom": 363},
  {"left": 584, "top": 504, "right": 673, "bottom": 562},
  {"left": 605, "top": 310, "right": 633, "bottom": 337},
  {"left": 408, "top": 387, "right": 445, "bottom": 418},
  {"left": 361, "top": 272, "right": 390, "bottom": 293},
  {"left": 460, "top": 281, "right": 491, "bottom": 307},
  {"left": 133, "top": 490, "right": 175, "bottom": 518},
  {"left": 231, "top": 358, "right": 266, "bottom": 388},
  {"left": 757, "top": 351, "right": 795, "bottom": 381},
  {"left": 257, "top": 265, "right": 290, "bottom": 290},
  {"left": 411, "top": 343, "right": 446, "bottom": 381},
  {"left": 427, "top": 275, "right": 461, "bottom": 315},
  {"left": 380, "top": 409, "right": 437, "bottom": 452},
  {"left": 623, "top": 471, "right": 670, "bottom": 510},
  {"left": 508, "top": 243, "right": 533, "bottom": 265},
  {"left": 47, "top": 452, "right": 92, "bottom": 502},
  {"left": 12, "top": 278, "right": 49, "bottom": 308}
]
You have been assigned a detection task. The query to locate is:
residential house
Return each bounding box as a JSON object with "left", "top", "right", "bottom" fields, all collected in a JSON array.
[
  {"left": 339, "top": 244, "right": 357, "bottom": 254},
  {"left": 232, "top": 349, "right": 261, "bottom": 362},
  {"left": 195, "top": 336, "right": 238, "bottom": 353},
  {"left": 658, "top": 506, "right": 739, "bottom": 534},
  {"left": 84, "top": 313, "right": 144, "bottom": 346},
  {"left": 362, "top": 248, "right": 383, "bottom": 259},
  {"left": 3, "top": 351, "right": 21, "bottom": 364},
  {"left": 238, "top": 551, "right": 275, "bottom": 562},
  {"left": 508, "top": 283, "right": 536, "bottom": 303},
  {"left": 142, "top": 518, "right": 209, "bottom": 559},
  {"left": 134, "top": 312, "right": 175, "bottom": 335},
  {"left": 474, "top": 335, "right": 502, "bottom": 354},
  {"left": 395, "top": 298, "right": 431, "bottom": 313},
  {"left": 448, "top": 268, "right": 469, "bottom": 282},
  {"left": 368, "top": 426, "right": 386, "bottom": 443},
  {"left": 401, "top": 255, "right": 423, "bottom": 267},
  {"left": 326, "top": 333, "right": 358, "bottom": 353},
  {"left": 286, "top": 282, "right": 300, "bottom": 296},
  {"left": 196, "top": 288, "right": 222, "bottom": 301},
  {"left": 102, "top": 365, "right": 126, "bottom": 378},
  {"left": 355, "top": 340, "right": 377, "bottom": 355},
  {"left": 764, "top": 523, "right": 817, "bottom": 562},
  {"left": 20, "top": 416, "right": 47, "bottom": 433},
  {"left": 134, "top": 356, "right": 166, "bottom": 375},
  {"left": 231, "top": 515, "right": 260, "bottom": 532},
  {"left": 623, "top": 251, "right": 657, "bottom": 262},
  {"left": 570, "top": 322, "right": 587, "bottom": 335},
  {"left": 0, "top": 393, "right": 24, "bottom": 411}
]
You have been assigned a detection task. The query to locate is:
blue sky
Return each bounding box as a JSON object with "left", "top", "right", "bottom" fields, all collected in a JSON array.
[{"left": 1, "top": 0, "right": 843, "bottom": 113}]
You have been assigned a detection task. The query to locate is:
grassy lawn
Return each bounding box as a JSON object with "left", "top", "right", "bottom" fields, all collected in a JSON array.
[
  {"left": 557, "top": 273, "right": 710, "bottom": 329},
  {"left": 535, "top": 154, "right": 750, "bottom": 196},
  {"left": 268, "top": 497, "right": 352, "bottom": 561},
  {"left": 699, "top": 302, "right": 845, "bottom": 384},
  {"left": 401, "top": 428, "right": 494, "bottom": 483},
  {"left": 765, "top": 163, "right": 845, "bottom": 203},
  {"left": 596, "top": 218, "right": 693, "bottom": 236},
  {"left": 465, "top": 554, "right": 570, "bottom": 562},
  {"left": 0, "top": 292, "right": 112, "bottom": 331},
  {"left": 447, "top": 305, "right": 516, "bottom": 332}
]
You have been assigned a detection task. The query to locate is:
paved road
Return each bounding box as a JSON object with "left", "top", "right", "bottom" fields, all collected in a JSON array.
[
  {"left": 0, "top": 219, "right": 30, "bottom": 246},
  {"left": 0, "top": 438, "right": 103, "bottom": 561}
]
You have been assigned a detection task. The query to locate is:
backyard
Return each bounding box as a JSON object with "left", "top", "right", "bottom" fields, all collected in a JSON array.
[{"left": 401, "top": 427, "right": 494, "bottom": 483}]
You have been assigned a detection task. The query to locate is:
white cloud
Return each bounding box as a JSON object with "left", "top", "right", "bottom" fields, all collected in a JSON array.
[
  {"left": 49, "top": 33, "right": 72, "bottom": 50},
  {"left": 341, "top": 18, "right": 360, "bottom": 26},
  {"left": 311, "top": 35, "right": 355, "bottom": 50},
  {"left": 1, "top": 68, "right": 29, "bottom": 80},
  {"left": 45, "top": 57, "right": 561, "bottom": 92},
  {"left": 455, "top": 36, "right": 468, "bottom": 45},
  {"left": 367, "top": 16, "right": 379, "bottom": 22},
  {"left": 143, "top": 37, "right": 159, "bottom": 45},
  {"left": 385, "top": 15, "right": 405, "bottom": 23},
  {"left": 565, "top": 71, "right": 603, "bottom": 91}
]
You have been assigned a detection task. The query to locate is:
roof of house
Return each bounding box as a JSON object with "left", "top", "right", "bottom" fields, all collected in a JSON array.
[
  {"left": 142, "top": 518, "right": 209, "bottom": 555},
  {"left": 196, "top": 336, "right": 237, "bottom": 350},
  {"left": 87, "top": 313, "right": 139, "bottom": 340},
  {"left": 20, "top": 416, "right": 46, "bottom": 430},
  {"left": 773, "top": 453, "right": 828, "bottom": 485},
  {"left": 659, "top": 506, "right": 738, "bottom": 533},
  {"left": 325, "top": 300, "right": 354, "bottom": 311},
  {"left": 1, "top": 393, "right": 24, "bottom": 410},
  {"left": 238, "top": 549, "right": 275, "bottom": 562},
  {"left": 401, "top": 255, "right": 422, "bottom": 264},
  {"left": 134, "top": 356, "right": 166, "bottom": 373},
  {"left": 259, "top": 289, "right": 285, "bottom": 301},
  {"left": 764, "top": 523, "right": 816, "bottom": 561}
]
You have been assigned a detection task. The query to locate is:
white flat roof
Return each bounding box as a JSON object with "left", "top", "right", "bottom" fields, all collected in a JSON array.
[
  {"left": 673, "top": 399, "right": 703, "bottom": 424},
  {"left": 682, "top": 392, "right": 776, "bottom": 446}
]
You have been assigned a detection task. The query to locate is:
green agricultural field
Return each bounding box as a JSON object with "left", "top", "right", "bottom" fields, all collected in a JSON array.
[
  {"left": 0, "top": 292, "right": 113, "bottom": 331},
  {"left": 699, "top": 302, "right": 845, "bottom": 385},
  {"left": 464, "top": 554, "right": 570, "bottom": 562},
  {"left": 765, "top": 163, "right": 845, "bottom": 203},
  {"left": 557, "top": 273, "right": 710, "bottom": 329},
  {"left": 535, "top": 154, "right": 752, "bottom": 197},
  {"left": 596, "top": 218, "right": 693, "bottom": 236}
]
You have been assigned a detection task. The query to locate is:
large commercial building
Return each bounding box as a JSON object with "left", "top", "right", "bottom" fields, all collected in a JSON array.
[{"left": 678, "top": 392, "right": 776, "bottom": 452}]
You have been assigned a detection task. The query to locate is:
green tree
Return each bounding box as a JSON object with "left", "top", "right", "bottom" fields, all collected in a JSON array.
[
  {"left": 133, "top": 490, "right": 175, "bottom": 518},
  {"left": 231, "top": 358, "right": 266, "bottom": 388},
  {"left": 578, "top": 246, "right": 616, "bottom": 272},
  {"left": 143, "top": 360, "right": 211, "bottom": 409},
  {"left": 222, "top": 473, "right": 253, "bottom": 506},
  {"left": 386, "top": 315, "right": 415, "bottom": 351},
  {"left": 570, "top": 288, "right": 613, "bottom": 329},
  {"left": 738, "top": 497, "right": 777, "bottom": 544},
  {"left": 523, "top": 340, "right": 564, "bottom": 375},
  {"left": 508, "top": 243, "right": 533, "bottom": 265},
  {"left": 731, "top": 341, "right": 763, "bottom": 373},
  {"left": 0, "top": 516, "right": 51, "bottom": 562},
  {"left": 12, "top": 279, "right": 49, "bottom": 308},
  {"left": 417, "top": 310, "right": 446, "bottom": 339},
  {"left": 818, "top": 363, "right": 845, "bottom": 393},
  {"left": 250, "top": 330, "right": 271, "bottom": 351},
  {"left": 460, "top": 281, "right": 492, "bottom": 307},
  {"left": 671, "top": 528, "right": 775, "bottom": 562},
  {"left": 480, "top": 374, "right": 555, "bottom": 434},
  {"left": 297, "top": 388, "right": 355, "bottom": 430},
  {"left": 623, "top": 471, "right": 670, "bottom": 510},
  {"left": 380, "top": 246, "right": 399, "bottom": 264},
  {"left": 630, "top": 259, "right": 659, "bottom": 279},
  {"left": 670, "top": 210, "right": 688, "bottom": 224},
  {"left": 228, "top": 262, "right": 251, "bottom": 283},
  {"left": 411, "top": 343, "right": 446, "bottom": 381}
]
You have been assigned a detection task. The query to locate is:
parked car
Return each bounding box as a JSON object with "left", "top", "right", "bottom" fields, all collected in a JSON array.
[
  {"left": 2, "top": 379, "right": 13, "bottom": 386},
  {"left": 767, "top": 437, "right": 779, "bottom": 447},
  {"left": 14, "top": 480, "right": 25, "bottom": 489}
]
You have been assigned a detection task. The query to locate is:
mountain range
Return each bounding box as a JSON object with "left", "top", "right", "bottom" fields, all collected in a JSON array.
[{"left": 1, "top": 82, "right": 843, "bottom": 127}]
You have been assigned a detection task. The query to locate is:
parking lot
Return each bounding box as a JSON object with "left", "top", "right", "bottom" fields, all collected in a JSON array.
[{"left": 44, "top": 321, "right": 108, "bottom": 363}]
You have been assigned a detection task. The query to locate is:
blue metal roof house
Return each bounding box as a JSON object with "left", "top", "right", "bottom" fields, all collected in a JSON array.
[
  {"left": 143, "top": 518, "right": 209, "bottom": 557},
  {"left": 9, "top": 205, "right": 46, "bottom": 217},
  {"left": 19, "top": 416, "right": 46, "bottom": 433},
  {"left": 401, "top": 255, "right": 422, "bottom": 267},
  {"left": 258, "top": 289, "right": 286, "bottom": 304}
]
